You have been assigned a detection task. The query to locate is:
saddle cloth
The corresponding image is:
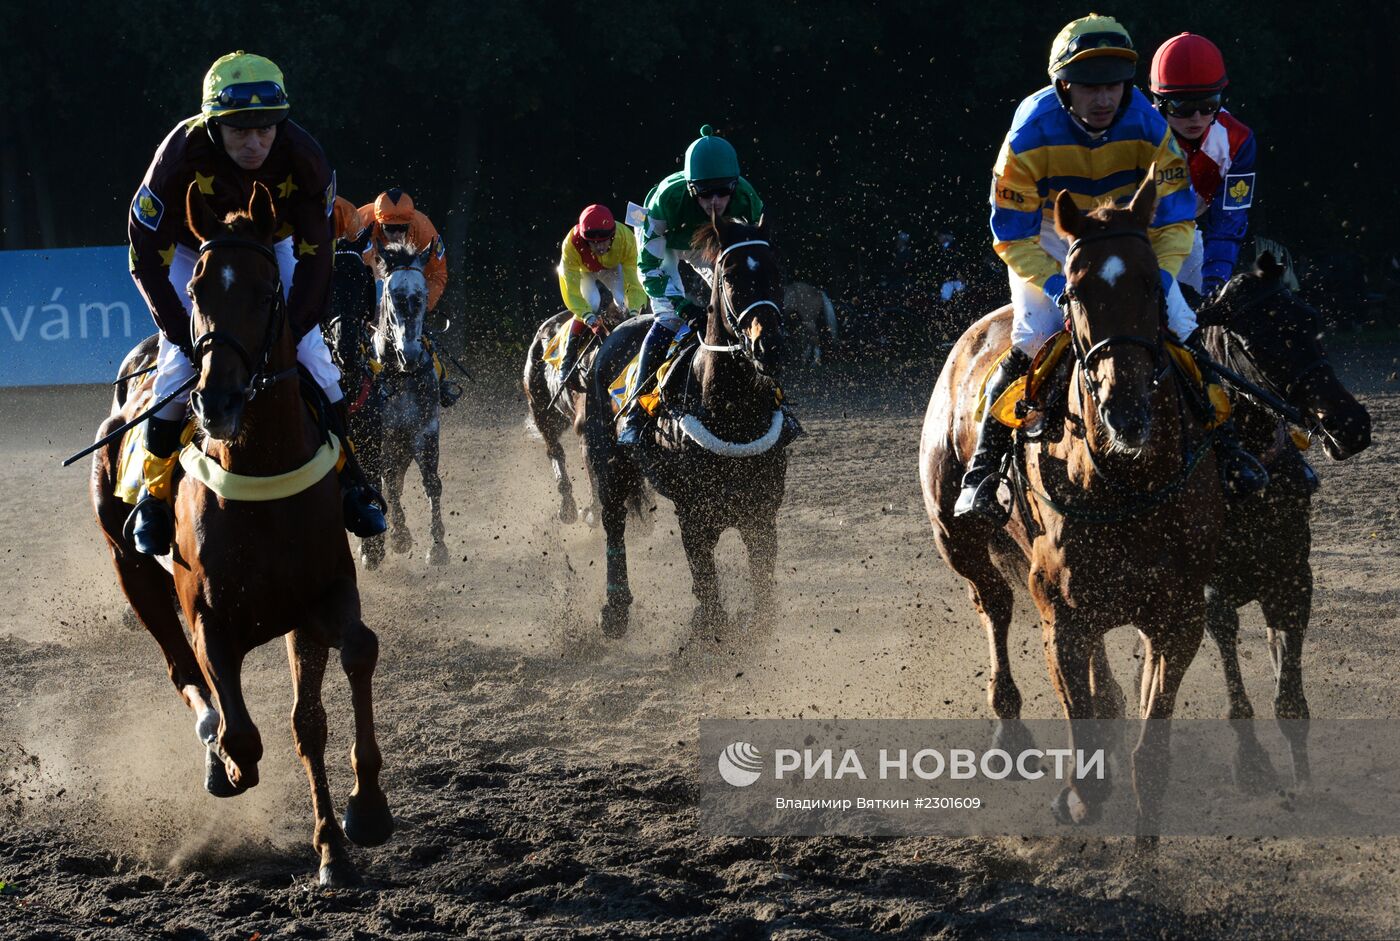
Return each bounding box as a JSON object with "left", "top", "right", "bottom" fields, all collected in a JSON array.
[
  {"left": 976, "top": 331, "right": 1230, "bottom": 431},
  {"left": 606, "top": 323, "right": 695, "bottom": 416}
]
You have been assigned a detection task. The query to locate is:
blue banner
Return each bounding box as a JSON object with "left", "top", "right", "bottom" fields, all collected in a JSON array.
[{"left": 0, "top": 246, "right": 154, "bottom": 387}]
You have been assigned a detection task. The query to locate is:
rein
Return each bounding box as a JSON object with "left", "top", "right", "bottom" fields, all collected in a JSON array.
[
  {"left": 702, "top": 239, "right": 782, "bottom": 356},
  {"left": 189, "top": 238, "right": 297, "bottom": 400}
]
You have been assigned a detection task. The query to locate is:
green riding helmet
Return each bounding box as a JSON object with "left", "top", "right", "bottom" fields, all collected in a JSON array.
[
  {"left": 684, "top": 124, "right": 740, "bottom": 187},
  {"left": 1048, "top": 14, "right": 1137, "bottom": 85},
  {"left": 201, "top": 51, "right": 291, "bottom": 128}
]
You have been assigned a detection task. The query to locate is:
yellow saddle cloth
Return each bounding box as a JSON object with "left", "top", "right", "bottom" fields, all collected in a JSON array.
[{"left": 976, "top": 332, "right": 1231, "bottom": 431}]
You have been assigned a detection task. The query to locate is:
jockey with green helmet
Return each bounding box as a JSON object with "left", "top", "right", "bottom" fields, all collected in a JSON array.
[
  {"left": 126, "top": 51, "right": 386, "bottom": 555},
  {"left": 954, "top": 14, "right": 1267, "bottom": 522},
  {"left": 619, "top": 125, "right": 764, "bottom": 446}
]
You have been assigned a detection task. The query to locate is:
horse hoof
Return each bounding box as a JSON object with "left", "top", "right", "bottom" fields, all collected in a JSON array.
[
  {"left": 1232, "top": 751, "right": 1280, "bottom": 795},
  {"left": 583, "top": 507, "right": 600, "bottom": 529},
  {"left": 427, "top": 542, "right": 449, "bottom": 566},
  {"left": 559, "top": 495, "right": 578, "bottom": 524},
  {"left": 390, "top": 538, "right": 412, "bottom": 556},
  {"left": 318, "top": 859, "right": 361, "bottom": 888},
  {"left": 1051, "top": 786, "right": 1089, "bottom": 825},
  {"left": 342, "top": 792, "right": 395, "bottom": 847},
  {"left": 600, "top": 602, "right": 630, "bottom": 639},
  {"left": 992, "top": 720, "right": 1038, "bottom": 775},
  {"left": 690, "top": 604, "right": 728, "bottom": 639},
  {"left": 361, "top": 552, "right": 381, "bottom": 571},
  {"left": 204, "top": 748, "right": 243, "bottom": 798}
]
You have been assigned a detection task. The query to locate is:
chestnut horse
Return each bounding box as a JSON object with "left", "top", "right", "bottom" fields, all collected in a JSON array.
[
  {"left": 921, "top": 174, "right": 1223, "bottom": 840},
  {"left": 90, "top": 182, "right": 393, "bottom": 886},
  {"left": 1196, "top": 257, "right": 1371, "bottom": 788}
]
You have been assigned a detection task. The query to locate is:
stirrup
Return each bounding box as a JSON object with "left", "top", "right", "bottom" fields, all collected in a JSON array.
[
  {"left": 1221, "top": 449, "right": 1270, "bottom": 501},
  {"left": 953, "top": 470, "right": 1010, "bottom": 524}
]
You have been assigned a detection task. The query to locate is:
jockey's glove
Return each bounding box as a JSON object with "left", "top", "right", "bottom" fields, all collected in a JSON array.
[
  {"left": 584, "top": 313, "right": 604, "bottom": 334},
  {"left": 677, "top": 297, "right": 706, "bottom": 324},
  {"left": 1202, "top": 277, "right": 1226, "bottom": 300},
  {"left": 1043, "top": 273, "right": 1069, "bottom": 307}
]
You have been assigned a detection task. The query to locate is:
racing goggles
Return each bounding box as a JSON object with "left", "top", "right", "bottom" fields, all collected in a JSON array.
[
  {"left": 688, "top": 179, "right": 738, "bottom": 199},
  {"left": 1155, "top": 93, "right": 1222, "bottom": 118},
  {"left": 582, "top": 227, "right": 615, "bottom": 240},
  {"left": 216, "top": 81, "right": 289, "bottom": 111}
]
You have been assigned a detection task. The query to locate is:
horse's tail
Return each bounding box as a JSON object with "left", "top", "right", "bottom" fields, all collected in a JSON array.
[{"left": 821, "top": 291, "right": 838, "bottom": 344}]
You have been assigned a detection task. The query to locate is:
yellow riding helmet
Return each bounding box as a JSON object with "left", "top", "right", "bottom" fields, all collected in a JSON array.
[
  {"left": 201, "top": 51, "right": 291, "bottom": 128},
  {"left": 1048, "top": 14, "right": 1138, "bottom": 84}
]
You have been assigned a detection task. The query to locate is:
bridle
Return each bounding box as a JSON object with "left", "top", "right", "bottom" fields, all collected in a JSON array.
[
  {"left": 1059, "top": 229, "right": 1168, "bottom": 418},
  {"left": 698, "top": 238, "right": 782, "bottom": 359},
  {"left": 374, "top": 253, "right": 431, "bottom": 374},
  {"left": 1213, "top": 280, "right": 1331, "bottom": 406},
  {"left": 189, "top": 237, "right": 296, "bottom": 400}
]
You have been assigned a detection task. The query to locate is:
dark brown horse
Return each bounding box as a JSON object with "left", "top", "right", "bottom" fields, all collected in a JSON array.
[
  {"left": 523, "top": 300, "right": 633, "bottom": 526},
  {"left": 90, "top": 182, "right": 393, "bottom": 886},
  {"left": 921, "top": 173, "right": 1223, "bottom": 839},
  {"left": 585, "top": 217, "right": 789, "bottom": 641},
  {"left": 1196, "top": 257, "right": 1371, "bottom": 788}
]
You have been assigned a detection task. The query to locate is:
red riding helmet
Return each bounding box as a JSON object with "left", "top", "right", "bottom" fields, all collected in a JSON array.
[
  {"left": 577, "top": 204, "right": 616, "bottom": 240},
  {"left": 1150, "top": 33, "right": 1228, "bottom": 96}
]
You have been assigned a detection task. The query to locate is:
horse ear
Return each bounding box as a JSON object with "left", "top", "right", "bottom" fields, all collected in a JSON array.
[
  {"left": 1258, "top": 250, "right": 1285, "bottom": 280},
  {"left": 1052, "top": 190, "right": 1082, "bottom": 240},
  {"left": 186, "top": 181, "right": 222, "bottom": 243},
  {"left": 1128, "top": 165, "right": 1159, "bottom": 229},
  {"left": 248, "top": 182, "right": 277, "bottom": 242}
]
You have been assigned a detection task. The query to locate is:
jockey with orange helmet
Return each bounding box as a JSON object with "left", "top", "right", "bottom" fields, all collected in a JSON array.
[
  {"left": 356, "top": 189, "right": 456, "bottom": 404},
  {"left": 556, "top": 203, "right": 647, "bottom": 382},
  {"left": 126, "top": 51, "right": 386, "bottom": 555},
  {"left": 1150, "top": 33, "right": 1257, "bottom": 303},
  {"left": 332, "top": 194, "right": 365, "bottom": 241}
]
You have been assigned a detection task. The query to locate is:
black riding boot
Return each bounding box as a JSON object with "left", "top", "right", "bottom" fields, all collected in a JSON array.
[
  {"left": 326, "top": 399, "right": 388, "bottom": 537},
  {"left": 619, "top": 320, "right": 676, "bottom": 446},
  {"left": 953, "top": 347, "right": 1031, "bottom": 522},
  {"left": 1183, "top": 339, "right": 1270, "bottom": 501},
  {"left": 438, "top": 376, "right": 462, "bottom": 408},
  {"left": 125, "top": 415, "right": 185, "bottom": 555}
]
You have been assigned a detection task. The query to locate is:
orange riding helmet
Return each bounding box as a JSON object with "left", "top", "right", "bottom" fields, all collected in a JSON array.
[{"left": 374, "top": 188, "right": 416, "bottom": 225}]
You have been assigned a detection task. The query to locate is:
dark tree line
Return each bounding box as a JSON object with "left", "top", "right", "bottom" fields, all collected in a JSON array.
[{"left": 3, "top": 1, "right": 1395, "bottom": 344}]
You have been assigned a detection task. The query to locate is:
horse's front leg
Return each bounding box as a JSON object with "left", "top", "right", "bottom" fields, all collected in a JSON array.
[
  {"left": 287, "top": 628, "right": 355, "bottom": 886},
  {"left": 1261, "top": 573, "right": 1313, "bottom": 786},
  {"left": 1040, "top": 604, "right": 1112, "bottom": 826},
  {"left": 193, "top": 621, "right": 262, "bottom": 795},
  {"left": 384, "top": 444, "right": 413, "bottom": 556},
  {"left": 677, "top": 505, "right": 726, "bottom": 641},
  {"left": 417, "top": 423, "right": 449, "bottom": 566},
  {"left": 1205, "top": 585, "right": 1278, "bottom": 793},
  {"left": 738, "top": 513, "right": 778, "bottom": 633},
  {"left": 1133, "top": 606, "right": 1207, "bottom": 848}
]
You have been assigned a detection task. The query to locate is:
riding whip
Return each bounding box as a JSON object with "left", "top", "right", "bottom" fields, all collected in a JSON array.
[
  {"left": 546, "top": 334, "right": 599, "bottom": 411},
  {"left": 61, "top": 374, "right": 198, "bottom": 467}
]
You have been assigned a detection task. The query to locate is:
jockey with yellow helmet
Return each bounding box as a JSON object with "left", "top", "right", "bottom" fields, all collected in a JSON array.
[
  {"left": 955, "top": 15, "right": 1267, "bottom": 521},
  {"left": 620, "top": 125, "right": 766, "bottom": 445},
  {"left": 126, "top": 51, "right": 386, "bottom": 555},
  {"left": 556, "top": 204, "right": 647, "bottom": 382}
]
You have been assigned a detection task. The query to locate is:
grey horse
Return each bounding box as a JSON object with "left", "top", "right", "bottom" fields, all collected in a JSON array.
[{"left": 361, "top": 240, "right": 450, "bottom": 568}]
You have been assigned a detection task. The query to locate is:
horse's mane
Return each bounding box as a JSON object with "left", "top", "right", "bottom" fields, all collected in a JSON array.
[
  {"left": 690, "top": 218, "right": 764, "bottom": 264},
  {"left": 378, "top": 239, "right": 422, "bottom": 269}
]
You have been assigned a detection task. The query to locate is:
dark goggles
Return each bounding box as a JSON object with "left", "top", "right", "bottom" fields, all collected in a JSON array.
[
  {"left": 583, "top": 228, "right": 615, "bottom": 240},
  {"left": 1155, "top": 93, "right": 1222, "bottom": 118},
  {"left": 216, "top": 81, "right": 289, "bottom": 110},
  {"left": 1055, "top": 30, "right": 1134, "bottom": 66},
  {"left": 689, "top": 179, "right": 738, "bottom": 199}
]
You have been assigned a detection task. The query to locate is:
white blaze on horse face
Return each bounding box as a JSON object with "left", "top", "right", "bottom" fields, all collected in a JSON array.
[
  {"left": 747, "top": 256, "right": 759, "bottom": 272},
  {"left": 221, "top": 265, "right": 235, "bottom": 291},
  {"left": 1098, "top": 255, "right": 1126, "bottom": 287}
]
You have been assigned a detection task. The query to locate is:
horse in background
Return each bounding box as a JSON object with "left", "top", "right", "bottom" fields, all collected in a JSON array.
[
  {"left": 1196, "top": 255, "right": 1371, "bottom": 788},
  {"left": 90, "top": 182, "right": 392, "bottom": 886},
  {"left": 585, "top": 217, "right": 791, "bottom": 642},
  {"left": 325, "top": 230, "right": 380, "bottom": 487},
  {"left": 360, "top": 240, "right": 449, "bottom": 569},
  {"left": 782, "top": 281, "right": 837, "bottom": 364},
  {"left": 921, "top": 173, "right": 1224, "bottom": 842}
]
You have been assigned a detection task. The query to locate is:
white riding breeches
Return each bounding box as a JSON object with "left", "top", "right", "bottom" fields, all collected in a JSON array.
[
  {"left": 578, "top": 265, "right": 627, "bottom": 316},
  {"left": 1175, "top": 229, "right": 1206, "bottom": 293},
  {"left": 151, "top": 239, "right": 341, "bottom": 419},
  {"left": 1009, "top": 217, "right": 1198, "bottom": 356},
  {"left": 636, "top": 233, "right": 712, "bottom": 329}
]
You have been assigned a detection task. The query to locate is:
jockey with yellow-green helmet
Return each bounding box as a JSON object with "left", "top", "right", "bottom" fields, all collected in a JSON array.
[
  {"left": 619, "top": 125, "right": 764, "bottom": 446},
  {"left": 125, "top": 51, "right": 386, "bottom": 555},
  {"left": 954, "top": 14, "right": 1267, "bottom": 521}
]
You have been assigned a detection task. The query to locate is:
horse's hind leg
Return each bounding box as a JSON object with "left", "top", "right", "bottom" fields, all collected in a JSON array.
[
  {"left": 287, "top": 628, "right": 355, "bottom": 887},
  {"left": 418, "top": 428, "right": 449, "bottom": 566},
  {"left": 738, "top": 513, "right": 778, "bottom": 633},
  {"left": 545, "top": 422, "right": 578, "bottom": 524},
  {"left": 1261, "top": 575, "right": 1312, "bottom": 785},
  {"left": 1205, "top": 586, "right": 1278, "bottom": 793}
]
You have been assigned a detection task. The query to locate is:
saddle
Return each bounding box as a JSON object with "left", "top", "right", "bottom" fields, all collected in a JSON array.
[
  {"left": 976, "top": 331, "right": 1230, "bottom": 443},
  {"left": 607, "top": 323, "right": 698, "bottom": 417}
]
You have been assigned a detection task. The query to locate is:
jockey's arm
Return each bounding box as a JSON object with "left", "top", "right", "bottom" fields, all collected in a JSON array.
[
  {"left": 420, "top": 226, "right": 447, "bottom": 311},
  {"left": 637, "top": 215, "right": 680, "bottom": 303},
  {"left": 1201, "top": 131, "right": 1256, "bottom": 289},
  {"left": 557, "top": 244, "right": 595, "bottom": 321},
  {"left": 989, "top": 142, "right": 1062, "bottom": 291},
  {"left": 615, "top": 227, "right": 649, "bottom": 312},
  {"left": 129, "top": 127, "right": 194, "bottom": 346},
  {"left": 1145, "top": 131, "right": 1198, "bottom": 279},
  {"left": 284, "top": 156, "right": 336, "bottom": 338}
]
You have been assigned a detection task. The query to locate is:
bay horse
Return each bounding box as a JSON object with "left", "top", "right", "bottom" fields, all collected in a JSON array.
[
  {"left": 920, "top": 173, "right": 1223, "bottom": 840},
  {"left": 585, "top": 217, "right": 790, "bottom": 641},
  {"left": 91, "top": 182, "right": 393, "bottom": 886},
  {"left": 781, "top": 281, "right": 837, "bottom": 364},
  {"left": 1196, "top": 256, "right": 1371, "bottom": 788},
  {"left": 523, "top": 300, "right": 631, "bottom": 526},
  {"left": 360, "top": 240, "right": 449, "bottom": 569}
]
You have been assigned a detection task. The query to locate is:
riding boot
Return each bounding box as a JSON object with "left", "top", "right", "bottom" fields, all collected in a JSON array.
[
  {"left": 432, "top": 350, "right": 462, "bottom": 408},
  {"left": 558, "top": 320, "right": 586, "bottom": 389},
  {"left": 953, "top": 347, "right": 1031, "bottom": 522},
  {"left": 326, "top": 399, "right": 388, "bottom": 537},
  {"left": 1299, "top": 455, "right": 1321, "bottom": 495},
  {"left": 125, "top": 415, "right": 185, "bottom": 555},
  {"left": 619, "top": 320, "right": 676, "bottom": 447},
  {"left": 1183, "top": 338, "right": 1270, "bottom": 501}
]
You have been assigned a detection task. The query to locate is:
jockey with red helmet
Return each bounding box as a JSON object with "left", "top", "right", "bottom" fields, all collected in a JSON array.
[
  {"left": 126, "top": 51, "right": 386, "bottom": 555},
  {"left": 1150, "top": 33, "right": 1257, "bottom": 303},
  {"left": 556, "top": 203, "right": 647, "bottom": 382}
]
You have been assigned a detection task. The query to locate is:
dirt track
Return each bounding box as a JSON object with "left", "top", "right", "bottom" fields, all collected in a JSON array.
[{"left": 2, "top": 344, "right": 1398, "bottom": 939}]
